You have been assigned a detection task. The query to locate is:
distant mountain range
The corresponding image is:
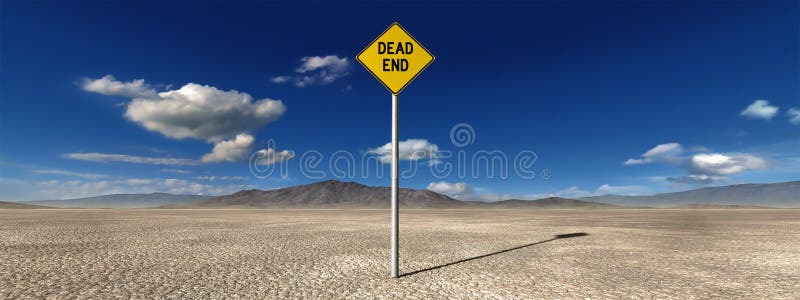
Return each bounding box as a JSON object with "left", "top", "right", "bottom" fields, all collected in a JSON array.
[
  {"left": 582, "top": 181, "right": 800, "bottom": 208},
  {"left": 670, "top": 204, "right": 773, "bottom": 209},
  {"left": 5, "top": 180, "right": 798, "bottom": 209},
  {"left": 182, "top": 180, "right": 463, "bottom": 208},
  {"left": 0, "top": 200, "right": 49, "bottom": 209},
  {"left": 472, "top": 197, "right": 617, "bottom": 209},
  {"left": 23, "top": 193, "right": 211, "bottom": 209},
  {"left": 179, "top": 180, "right": 617, "bottom": 209}
]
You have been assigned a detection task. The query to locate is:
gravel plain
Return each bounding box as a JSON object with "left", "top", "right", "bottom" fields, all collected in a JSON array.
[{"left": 1, "top": 209, "right": 798, "bottom": 299}]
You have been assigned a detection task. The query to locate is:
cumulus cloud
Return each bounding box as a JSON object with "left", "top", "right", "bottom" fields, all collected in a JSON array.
[
  {"left": 251, "top": 148, "right": 296, "bottom": 165},
  {"left": 623, "top": 142, "right": 683, "bottom": 165},
  {"left": 624, "top": 142, "right": 771, "bottom": 185},
  {"left": 201, "top": 134, "right": 254, "bottom": 163},
  {"left": 64, "top": 152, "right": 199, "bottom": 166},
  {"left": 271, "top": 55, "right": 350, "bottom": 87},
  {"left": 788, "top": 108, "right": 800, "bottom": 125},
  {"left": 427, "top": 181, "right": 471, "bottom": 196},
  {"left": 689, "top": 153, "right": 769, "bottom": 176},
  {"left": 368, "top": 139, "right": 439, "bottom": 164},
  {"left": 740, "top": 100, "right": 779, "bottom": 120},
  {"left": 81, "top": 75, "right": 288, "bottom": 163},
  {"left": 32, "top": 169, "right": 107, "bottom": 180},
  {"left": 81, "top": 75, "right": 157, "bottom": 98},
  {"left": 426, "top": 181, "right": 501, "bottom": 201},
  {"left": 125, "top": 83, "right": 285, "bottom": 142}
]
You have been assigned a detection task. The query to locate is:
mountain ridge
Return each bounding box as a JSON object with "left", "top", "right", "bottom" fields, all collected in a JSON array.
[
  {"left": 24, "top": 193, "right": 212, "bottom": 209},
  {"left": 178, "top": 180, "right": 620, "bottom": 209},
  {"left": 483, "top": 197, "right": 618, "bottom": 208},
  {"left": 0, "top": 200, "right": 50, "bottom": 209},
  {"left": 10, "top": 180, "right": 800, "bottom": 209},
  {"left": 183, "top": 180, "right": 466, "bottom": 208},
  {"left": 582, "top": 181, "right": 800, "bottom": 208}
]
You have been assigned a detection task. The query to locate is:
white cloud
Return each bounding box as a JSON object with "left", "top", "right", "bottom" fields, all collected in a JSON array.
[
  {"left": 368, "top": 139, "right": 439, "bottom": 164},
  {"left": 518, "top": 184, "right": 651, "bottom": 199},
  {"left": 550, "top": 186, "right": 596, "bottom": 198},
  {"left": 427, "top": 181, "right": 471, "bottom": 196},
  {"left": 788, "top": 108, "right": 800, "bottom": 125},
  {"left": 251, "top": 148, "right": 295, "bottom": 165},
  {"left": 201, "top": 134, "right": 254, "bottom": 163},
  {"left": 426, "top": 181, "right": 500, "bottom": 201},
  {"left": 296, "top": 55, "right": 349, "bottom": 73},
  {"left": 270, "top": 76, "right": 290, "bottom": 84},
  {"left": 64, "top": 152, "right": 199, "bottom": 166},
  {"left": 626, "top": 141, "right": 771, "bottom": 185},
  {"left": 517, "top": 186, "right": 596, "bottom": 200},
  {"left": 427, "top": 182, "right": 648, "bottom": 201},
  {"left": 81, "top": 75, "right": 287, "bottom": 163},
  {"left": 32, "top": 169, "right": 107, "bottom": 180},
  {"left": 595, "top": 184, "right": 652, "bottom": 196},
  {"left": 272, "top": 55, "right": 350, "bottom": 87},
  {"left": 642, "top": 142, "right": 682, "bottom": 158},
  {"left": 160, "top": 169, "right": 192, "bottom": 174},
  {"left": 127, "top": 145, "right": 168, "bottom": 154},
  {"left": 81, "top": 74, "right": 157, "bottom": 98},
  {"left": 623, "top": 142, "right": 683, "bottom": 165},
  {"left": 1, "top": 177, "right": 250, "bottom": 200},
  {"left": 666, "top": 174, "right": 720, "bottom": 185},
  {"left": 124, "top": 83, "right": 285, "bottom": 142},
  {"left": 194, "top": 176, "right": 246, "bottom": 181},
  {"left": 740, "top": 100, "right": 779, "bottom": 120},
  {"left": 623, "top": 158, "right": 647, "bottom": 165},
  {"left": 689, "top": 153, "right": 769, "bottom": 176}
]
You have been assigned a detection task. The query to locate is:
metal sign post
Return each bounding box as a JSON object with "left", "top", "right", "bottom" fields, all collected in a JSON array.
[
  {"left": 391, "top": 93, "right": 399, "bottom": 278},
  {"left": 357, "top": 22, "right": 434, "bottom": 278}
]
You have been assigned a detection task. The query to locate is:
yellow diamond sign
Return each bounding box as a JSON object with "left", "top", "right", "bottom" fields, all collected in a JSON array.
[{"left": 357, "top": 22, "right": 435, "bottom": 95}]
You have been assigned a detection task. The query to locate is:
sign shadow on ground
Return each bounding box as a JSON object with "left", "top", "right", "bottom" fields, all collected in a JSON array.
[{"left": 400, "top": 232, "right": 590, "bottom": 278}]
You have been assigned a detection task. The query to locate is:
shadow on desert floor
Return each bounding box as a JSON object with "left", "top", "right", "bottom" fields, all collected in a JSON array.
[{"left": 400, "top": 232, "right": 590, "bottom": 277}]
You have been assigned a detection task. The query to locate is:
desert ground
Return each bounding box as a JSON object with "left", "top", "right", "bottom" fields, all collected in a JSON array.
[{"left": 0, "top": 209, "right": 798, "bottom": 299}]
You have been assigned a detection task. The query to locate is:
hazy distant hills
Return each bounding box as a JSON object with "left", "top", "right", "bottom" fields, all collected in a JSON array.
[
  {"left": 0, "top": 200, "right": 50, "bottom": 209},
  {"left": 483, "top": 197, "right": 618, "bottom": 209},
  {"left": 180, "top": 180, "right": 618, "bottom": 209},
  {"left": 24, "top": 193, "right": 212, "bottom": 209},
  {"left": 7, "top": 180, "right": 799, "bottom": 209},
  {"left": 671, "top": 204, "right": 773, "bottom": 209},
  {"left": 183, "top": 180, "right": 464, "bottom": 208},
  {"left": 583, "top": 181, "right": 800, "bottom": 208}
]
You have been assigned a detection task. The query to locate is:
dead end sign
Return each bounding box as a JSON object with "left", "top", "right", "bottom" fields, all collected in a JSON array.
[
  {"left": 356, "top": 22, "right": 434, "bottom": 278},
  {"left": 357, "top": 22, "right": 435, "bottom": 95}
]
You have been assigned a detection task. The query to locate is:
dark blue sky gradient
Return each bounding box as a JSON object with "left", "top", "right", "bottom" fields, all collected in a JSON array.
[{"left": 1, "top": 1, "right": 798, "bottom": 200}]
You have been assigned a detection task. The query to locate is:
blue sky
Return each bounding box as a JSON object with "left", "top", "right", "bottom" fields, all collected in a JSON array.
[{"left": 1, "top": 1, "right": 798, "bottom": 201}]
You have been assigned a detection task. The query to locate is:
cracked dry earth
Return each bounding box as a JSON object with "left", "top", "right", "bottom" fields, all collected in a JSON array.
[{"left": 1, "top": 209, "right": 798, "bottom": 299}]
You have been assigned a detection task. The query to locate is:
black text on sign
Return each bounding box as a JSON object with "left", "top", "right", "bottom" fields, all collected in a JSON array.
[{"left": 379, "top": 42, "right": 414, "bottom": 71}]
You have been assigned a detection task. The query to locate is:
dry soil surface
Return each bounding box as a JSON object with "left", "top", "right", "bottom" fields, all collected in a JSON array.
[{"left": 1, "top": 209, "right": 798, "bottom": 299}]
